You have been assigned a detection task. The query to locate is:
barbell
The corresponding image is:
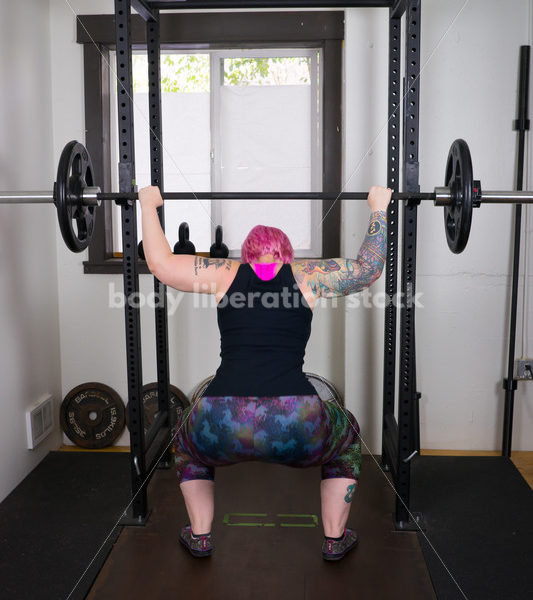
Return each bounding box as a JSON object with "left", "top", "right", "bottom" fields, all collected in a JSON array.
[{"left": 0, "top": 139, "right": 532, "bottom": 254}]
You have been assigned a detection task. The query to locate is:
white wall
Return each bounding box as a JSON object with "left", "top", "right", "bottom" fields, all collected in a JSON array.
[
  {"left": 344, "top": 0, "right": 533, "bottom": 452},
  {"left": 0, "top": 0, "right": 63, "bottom": 502},
  {"left": 47, "top": 0, "right": 532, "bottom": 457},
  {"left": 416, "top": 0, "right": 533, "bottom": 450}
]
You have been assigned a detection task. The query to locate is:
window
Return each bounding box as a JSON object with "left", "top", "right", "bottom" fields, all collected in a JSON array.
[
  {"left": 110, "top": 48, "right": 322, "bottom": 258},
  {"left": 78, "top": 11, "right": 343, "bottom": 273}
]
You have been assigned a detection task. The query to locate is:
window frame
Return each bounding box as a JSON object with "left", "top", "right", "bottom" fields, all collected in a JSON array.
[{"left": 78, "top": 11, "right": 344, "bottom": 274}]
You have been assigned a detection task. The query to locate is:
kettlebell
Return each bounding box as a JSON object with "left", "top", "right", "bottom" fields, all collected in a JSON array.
[
  {"left": 173, "top": 222, "right": 196, "bottom": 255},
  {"left": 210, "top": 226, "right": 229, "bottom": 258}
]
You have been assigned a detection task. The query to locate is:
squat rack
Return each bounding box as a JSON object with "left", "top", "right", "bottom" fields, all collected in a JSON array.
[
  {"left": 0, "top": 0, "right": 525, "bottom": 529},
  {"left": 113, "top": 0, "right": 423, "bottom": 528}
]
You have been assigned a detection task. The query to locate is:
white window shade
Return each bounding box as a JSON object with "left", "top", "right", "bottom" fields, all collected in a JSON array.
[
  {"left": 112, "top": 57, "right": 212, "bottom": 254},
  {"left": 217, "top": 199, "right": 314, "bottom": 257},
  {"left": 218, "top": 85, "right": 312, "bottom": 192},
  {"left": 212, "top": 49, "right": 322, "bottom": 258}
]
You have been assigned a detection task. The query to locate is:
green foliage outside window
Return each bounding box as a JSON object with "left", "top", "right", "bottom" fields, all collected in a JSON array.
[
  {"left": 132, "top": 54, "right": 310, "bottom": 93},
  {"left": 224, "top": 57, "right": 310, "bottom": 86}
]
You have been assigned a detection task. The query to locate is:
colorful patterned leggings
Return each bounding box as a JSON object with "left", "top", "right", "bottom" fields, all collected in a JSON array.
[{"left": 173, "top": 395, "right": 361, "bottom": 484}]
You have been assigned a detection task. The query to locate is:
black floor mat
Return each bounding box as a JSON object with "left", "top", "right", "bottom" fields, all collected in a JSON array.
[
  {"left": 411, "top": 456, "right": 533, "bottom": 600},
  {"left": 0, "top": 451, "right": 131, "bottom": 600}
]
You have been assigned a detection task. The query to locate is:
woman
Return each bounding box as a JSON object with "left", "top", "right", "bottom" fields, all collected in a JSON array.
[{"left": 139, "top": 186, "right": 391, "bottom": 561}]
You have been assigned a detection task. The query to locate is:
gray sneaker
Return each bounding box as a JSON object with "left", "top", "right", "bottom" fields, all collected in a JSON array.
[
  {"left": 322, "top": 528, "right": 358, "bottom": 561},
  {"left": 179, "top": 525, "right": 213, "bottom": 558}
]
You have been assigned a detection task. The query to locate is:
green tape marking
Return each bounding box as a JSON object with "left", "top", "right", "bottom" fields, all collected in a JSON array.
[
  {"left": 223, "top": 512, "right": 319, "bottom": 527},
  {"left": 276, "top": 514, "right": 318, "bottom": 528},
  {"left": 223, "top": 513, "right": 272, "bottom": 527}
]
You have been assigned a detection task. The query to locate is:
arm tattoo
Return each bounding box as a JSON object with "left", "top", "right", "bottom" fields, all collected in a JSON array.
[
  {"left": 293, "top": 210, "right": 387, "bottom": 298},
  {"left": 193, "top": 257, "right": 232, "bottom": 276}
]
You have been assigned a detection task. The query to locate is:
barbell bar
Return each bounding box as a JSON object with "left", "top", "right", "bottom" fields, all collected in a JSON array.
[
  {"left": 3, "top": 189, "right": 533, "bottom": 203},
  {"left": 0, "top": 138, "right": 532, "bottom": 254}
]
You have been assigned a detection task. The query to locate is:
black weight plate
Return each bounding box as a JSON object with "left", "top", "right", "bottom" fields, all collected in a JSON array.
[
  {"left": 60, "top": 382, "right": 125, "bottom": 449},
  {"left": 126, "top": 383, "right": 189, "bottom": 434},
  {"left": 190, "top": 373, "right": 344, "bottom": 406},
  {"left": 55, "top": 140, "right": 97, "bottom": 253},
  {"left": 444, "top": 139, "right": 474, "bottom": 254}
]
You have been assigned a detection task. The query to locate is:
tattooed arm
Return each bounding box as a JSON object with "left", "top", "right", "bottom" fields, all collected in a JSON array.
[
  {"left": 292, "top": 208, "right": 388, "bottom": 302},
  {"left": 139, "top": 185, "right": 239, "bottom": 295},
  {"left": 153, "top": 255, "right": 239, "bottom": 296}
]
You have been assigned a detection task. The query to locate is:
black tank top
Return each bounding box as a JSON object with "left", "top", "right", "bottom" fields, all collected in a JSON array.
[{"left": 202, "top": 263, "right": 316, "bottom": 397}]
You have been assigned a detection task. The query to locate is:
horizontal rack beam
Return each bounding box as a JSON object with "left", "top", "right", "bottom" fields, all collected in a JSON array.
[{"left": 147, "top": 0, "right": 393, "bottom": 9}]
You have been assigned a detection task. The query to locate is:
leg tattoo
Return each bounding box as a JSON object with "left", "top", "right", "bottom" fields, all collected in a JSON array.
[{"left": 344, "top": 483, "right": 356, "bottom": 503}]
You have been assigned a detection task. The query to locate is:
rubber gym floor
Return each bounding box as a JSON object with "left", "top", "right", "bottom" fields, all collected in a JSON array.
[{"left": 0, "top": 450, "right": 532, "bottom": 599}]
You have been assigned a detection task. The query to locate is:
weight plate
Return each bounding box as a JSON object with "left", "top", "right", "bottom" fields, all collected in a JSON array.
[
  {"left": 444, "top": 138, "right": 474, "bottom": 254},
  {"left": 126, "top": 383, "right": 190, "bottom": 434},
  {"left": 190, "top": 376, "right": 216, "bottom": 404},
  {"left": 55, "top": 140, "right": 97, "bottom": 253},
  {"left": 60, "top": 382, "right": 125, "bottom": 449},
  {"left": 305, "top": 372, "right": 345, "bottom": 406},
  {"left": 190, "top": 373, "right": 344, "bottom": 406}
]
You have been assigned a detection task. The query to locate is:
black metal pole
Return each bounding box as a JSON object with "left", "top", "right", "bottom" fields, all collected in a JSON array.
[
  {"left": 381, "top": 14, "right": 402, "bottom": 471},
  {"left": 115, "top": 0, "right": 149, "bottom": 524},
  {"left": 395, "top": 0, "right": 421, "bottom": 529},
  {"left": 95, "top": 191, "right": 438, "bottom": 201},
  {"left": 502, "top": 45, "right": 530, "bottom": 457},
  {"left": 146, "top": 10, "right": 173, "bottom": 466},
  {"left": 149, "top": 0, "right": 391, "bottom": 9}
]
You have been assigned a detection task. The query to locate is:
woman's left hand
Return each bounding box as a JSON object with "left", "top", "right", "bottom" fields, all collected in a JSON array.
[{"left": 138, "top": 185, "right": 164, "bottom": 209}]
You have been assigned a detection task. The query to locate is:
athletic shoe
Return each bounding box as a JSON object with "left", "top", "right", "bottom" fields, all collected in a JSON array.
[
  {"left": 179, "top": 524, "right": 213, "bottom": 558},
  {"left": 322, "top": 528, "right": 358, "bottom": 561}
]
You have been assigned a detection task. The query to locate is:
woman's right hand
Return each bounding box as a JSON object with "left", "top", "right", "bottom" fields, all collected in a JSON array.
[{"left": 367, "top": 186, "right": 392, "bottom": 212}]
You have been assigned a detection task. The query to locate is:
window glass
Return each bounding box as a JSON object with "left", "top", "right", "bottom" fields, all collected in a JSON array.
[{"left": 111, "top": 49, "right": 321, "bottom": 258}]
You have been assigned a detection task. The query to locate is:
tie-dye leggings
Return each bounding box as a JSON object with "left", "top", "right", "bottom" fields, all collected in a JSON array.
[{"left": 173, "top": 395, "right": 361, "bottom": 484}]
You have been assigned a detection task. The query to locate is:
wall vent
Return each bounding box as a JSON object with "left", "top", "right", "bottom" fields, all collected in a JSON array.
[{"left": 26, "top": 395, "right": 54, "bottom": 450}]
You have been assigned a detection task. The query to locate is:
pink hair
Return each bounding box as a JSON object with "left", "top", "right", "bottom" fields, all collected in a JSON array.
[{"left": 241, "top": 225, "right": 294, "bottom": 264}]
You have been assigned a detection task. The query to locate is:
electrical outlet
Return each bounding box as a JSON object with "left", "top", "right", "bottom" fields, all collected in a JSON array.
[
  {"left": 516, "top": 360, "right": 533, "bottom": 381},
  {"left": 26, "top": 395, "right": 54, "bottom": 449}
]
